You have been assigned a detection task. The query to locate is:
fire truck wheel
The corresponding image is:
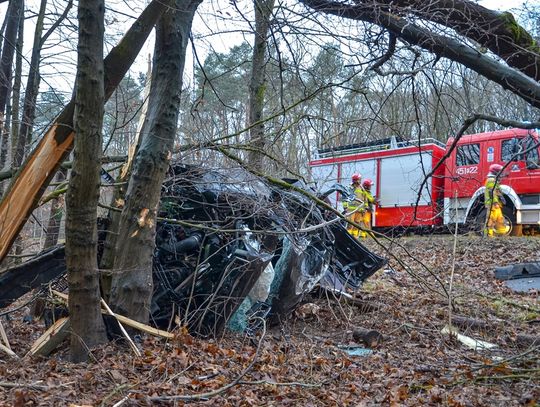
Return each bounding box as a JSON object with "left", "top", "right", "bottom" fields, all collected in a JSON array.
[
  {"left": 501, "top": 206, "right": 515, "bottom": 236},
  {"left": 471, "top": 209, "right": 487, "bottom": 236},
  {"left": 471, "top": 207, "right": 515, "bottom": 236}
]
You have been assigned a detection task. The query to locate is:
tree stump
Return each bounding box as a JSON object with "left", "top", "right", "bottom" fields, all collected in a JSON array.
[{"left": 352, "top": 327, "right": 383, "bottom": 348}]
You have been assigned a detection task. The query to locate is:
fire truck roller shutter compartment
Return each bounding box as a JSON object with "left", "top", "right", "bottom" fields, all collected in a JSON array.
[{"left": 379, "top": 153, "right": 433, "bottom": 223}]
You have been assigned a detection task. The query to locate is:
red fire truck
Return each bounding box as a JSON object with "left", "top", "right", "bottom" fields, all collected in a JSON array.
[{"left": 309, "top": 128, "right": 540, "bottom": 234}]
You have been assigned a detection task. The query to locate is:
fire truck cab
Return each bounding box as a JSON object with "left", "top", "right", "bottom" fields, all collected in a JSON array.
[{"left": 444, "top": 128, "right": 540, "bottom": 234}]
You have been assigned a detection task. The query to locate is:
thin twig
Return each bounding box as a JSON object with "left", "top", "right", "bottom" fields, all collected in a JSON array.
[
  {"left": 100, "top": 299, "right": 141, "bottom": 357},
  {"left": 236, "top": 380, "right": 322, "bottom": 388},
  {"left": 0, "top": 381, "right": 47, "bottom": 390}
]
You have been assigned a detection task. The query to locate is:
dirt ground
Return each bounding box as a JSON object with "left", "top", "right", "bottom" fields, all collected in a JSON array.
[{"left": 0, "top": 235, "right": 538, "bottom": 406}]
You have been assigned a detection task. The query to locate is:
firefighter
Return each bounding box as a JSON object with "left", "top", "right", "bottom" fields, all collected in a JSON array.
[
  {"left": 360, "top": 179, "right": 376, "bottom": 238},
  {"left": 484, "top": 163, "right": 510, "bottom": 237},
  {"left": 343, "top": 173, "right": 365, "bottom": 238}
]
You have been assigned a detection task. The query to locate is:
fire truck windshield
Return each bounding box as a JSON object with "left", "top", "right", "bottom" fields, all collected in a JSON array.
[{"left": 501, "top": 135, "right": 540, "bottom": 168}]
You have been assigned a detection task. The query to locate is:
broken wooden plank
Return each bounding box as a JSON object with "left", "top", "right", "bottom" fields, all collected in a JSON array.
[
  {"left": 112, "top": 313, "right": 175, "bottom": 340},
  {"left": 51, "top": 290, "right": 174, "bottom": 339},
  {"left": 0, "top": 319, "right": 10, "bottom": 350},
  {"left": 27, "top": 317, "right": 70, "bottom": 357},
  {"left": 0, "top": 341, "right": 17, "bottom": 358}
]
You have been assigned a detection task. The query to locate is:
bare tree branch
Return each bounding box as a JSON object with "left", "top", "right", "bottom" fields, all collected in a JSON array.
[
  {"left": 300, "top": 0, "right": 540, "bottom": 109},
  {"left": 365, "top": 0, "right": 540, "bottom": 82}
]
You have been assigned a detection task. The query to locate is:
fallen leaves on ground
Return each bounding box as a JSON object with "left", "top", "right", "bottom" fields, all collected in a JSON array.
[{"left": 0, "top": 235, "right": 538, "bottom": 406}]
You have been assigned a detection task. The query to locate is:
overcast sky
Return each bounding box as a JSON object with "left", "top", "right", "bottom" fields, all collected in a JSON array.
[{"left": 0, "top": 0, "right": 534, "bottom": 95}]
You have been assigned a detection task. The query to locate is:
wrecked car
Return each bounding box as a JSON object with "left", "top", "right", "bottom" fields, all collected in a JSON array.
[
  {"left": 150, "top": 164, "right": 386, "bottom": 335},
  {"left": 0, "top": 164, "right": 386, "bottom": 336}
]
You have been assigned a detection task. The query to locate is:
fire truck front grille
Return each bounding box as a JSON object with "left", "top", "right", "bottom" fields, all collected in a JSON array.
[{"left": 519, "top": 194, "right": 540, "bottom": 205}]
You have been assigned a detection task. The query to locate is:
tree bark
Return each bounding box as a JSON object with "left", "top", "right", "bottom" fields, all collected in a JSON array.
[
  {"left": 66, "top": 0, "right": 107, "bottom": 362},
  {"left": 300, "top": 0, "right": 540, "bottom": 109},
  {"left": 110, "top": 0, "right": 202, "bottom": 323},
  {"left": 14, "top": 0, "right": 73, "bottom": 167},
  {"left": 0, "top": 0, "right": 172, "bottom": 263},
  {"left": 247, "top": 0, "right": 275, "bottom": 170},
  {"left": 100, "top": 59, "right": 152, "bottom": 271}
]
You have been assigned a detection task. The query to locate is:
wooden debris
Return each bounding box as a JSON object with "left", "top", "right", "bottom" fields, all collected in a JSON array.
[
  {"left": 0, "top": 381, "right": 48, "bottom": 390},
  {"left": 514, "top": 334, "right": 540, "bottom": 347},
  {"left": 0, "top": 319, "right": 11, "bottom": 350},
  {"left": 100, "top": 299, "right": 142, "bottom": 357},
  {"left": 0, "top": 342, "right": 17, "bottom": 358},
  {"left": 450, "top": 315, "right": 497, "bottom": 330},
  {"left": 442, "top": 325, "right": 497, "bottom": 351},
  {"left": 27, "top": 317, "right": 71, "bottom": 357},
  {"left": 51, "top": 290, "right": 174, "bottom": 339},
  {"left": 352, "top": 327, "right": 383, "bottom": 348},
  {"left": 112, "top": 313, "right": 174, "bottom": 339}
]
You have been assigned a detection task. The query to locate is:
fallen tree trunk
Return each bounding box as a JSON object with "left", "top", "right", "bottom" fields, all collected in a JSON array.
[
  {"left": 0, "top": 0, "right": 171, "bottom": 262},
  {"left": 450, "top": 315, "right": 499, "bottom": 331},
  {"left": 513, "top": 334, "right": 540, "bottom": 347}
]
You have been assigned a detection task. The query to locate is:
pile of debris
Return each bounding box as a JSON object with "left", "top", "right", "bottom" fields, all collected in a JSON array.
[{"left": 0, "top": 164, "right": 386, "bottom": 338}]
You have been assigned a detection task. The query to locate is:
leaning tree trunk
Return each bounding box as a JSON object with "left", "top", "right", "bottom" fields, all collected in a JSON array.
[
  {"left": 0, "top": 0, "right": 172, "bottom": 263},
  {"left": 66, "top": 0, "right": 107, "bottom": 363},
  {"left": 100, "top": 59, "right": 152, "bottom": 271},
  {"left": 109, "top": 0, "right": 202, "bottom": 323},
  {"left": 247, "top": 0, "right": 275, "bottom": 171}
]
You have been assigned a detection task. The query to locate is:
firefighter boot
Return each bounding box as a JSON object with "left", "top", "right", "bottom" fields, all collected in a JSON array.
[{"left": 496, "top": 224, "right": 510, "bottom": 235}]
